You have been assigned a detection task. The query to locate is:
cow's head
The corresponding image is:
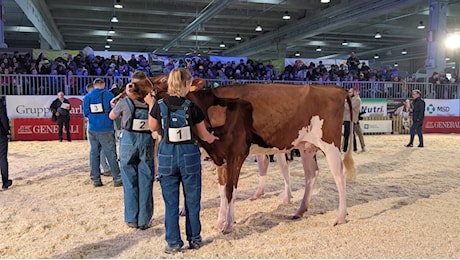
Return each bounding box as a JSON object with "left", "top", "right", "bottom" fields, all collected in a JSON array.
[{"left": 126, "top": 80, "right": 153, "bottom": 102}]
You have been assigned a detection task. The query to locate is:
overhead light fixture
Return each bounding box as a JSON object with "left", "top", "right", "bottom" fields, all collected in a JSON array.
[
  {"left": 394, "top": 62, "right": 399, "bottom": 67},
  {"left": 111, "top": 15, "right": 119, "bottom": 23},
  {"left": 106, "top": 36, "right": 113, "bottom": 42},
  {"left": 235, "top": 34, "right": 242, "bottom": 41},
  {"left": 417, "top": 21, "right": 425, "bottom": 29},
  {"left": 114, "top": 0, "right": 123, "bottom": 9},
  {"left": 316, "top": 46, "right": 322, "bottom": 52},
  {"left": 342, "top": 40, "right": 348, "bottom": 46},
  {"left": 374, "top": 32, "right": 382, "bottom": 39},
  {"left": 282, "top": 11, "right": 291, "bottom": 20},
  {"left": 401, "top": 49, "right": 407, "bottom": 55},
  {"left": 445, "top": 57, "right": 450, "bottom": 61},
  {"left": 255, "top": 24, "right": 262, "bottom": 32},
  {"left": 105, "top": 42, "right": 111, "bottom": 49},
  {"left": 219, "top": 41, "right": 225, "bottom": 48},
  {"left": 320, "top": 0, "right": 330, "bottom": 3},
  {"left": 374, "top": 53, "right": 379, "bottom": 59},
  {"left": 295, "top": 51, "right": 300, "bottom": 57},
  {"left": 109, "top": 26, "right": 115, "bottom": 34}
]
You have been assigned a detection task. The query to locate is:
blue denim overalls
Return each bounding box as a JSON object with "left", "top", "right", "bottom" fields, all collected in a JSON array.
[
  {"left": 157, "top": 98, "right": 202, "bottom": 249},
  {"left": 120, "top": 98, "right": 155, "bottom": 227}
]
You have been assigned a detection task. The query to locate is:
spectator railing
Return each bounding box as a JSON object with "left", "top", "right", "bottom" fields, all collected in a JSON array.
[{"left": 1, "top": 74, "right": 458, "bottom": 99}]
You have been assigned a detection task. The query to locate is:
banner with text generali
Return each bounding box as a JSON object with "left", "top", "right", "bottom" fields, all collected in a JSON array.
[
  {"left": 6, "top": 95, "right": 85, "bottom": 141},
  {"left": 423, "top": 116, "right": 460, "bottom": 133}
]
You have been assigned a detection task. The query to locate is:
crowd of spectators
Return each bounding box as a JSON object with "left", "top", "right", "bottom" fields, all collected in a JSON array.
[{"left": 0, "top": 50, "right": 457, "bottom": 97}]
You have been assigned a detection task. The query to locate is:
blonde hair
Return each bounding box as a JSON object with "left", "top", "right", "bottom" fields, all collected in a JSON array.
[{"left": 168, "top": 68, "right": 192, "bottom": 97}]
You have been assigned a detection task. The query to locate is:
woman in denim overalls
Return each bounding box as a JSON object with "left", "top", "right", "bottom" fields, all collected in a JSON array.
[
  {"left": 146, "top": 68, "right": 218, "bottom": 254},
  {"left": 109, "top": 71, "right": 155, "bottom": 230}
]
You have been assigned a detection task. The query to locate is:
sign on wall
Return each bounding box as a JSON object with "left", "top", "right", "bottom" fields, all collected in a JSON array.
[{"left": 12, "top": 118, "right": 85, "bottom": 141}]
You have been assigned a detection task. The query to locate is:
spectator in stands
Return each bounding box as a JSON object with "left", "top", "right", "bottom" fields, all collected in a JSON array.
[
  {"left": 50, "top": 91, "right": 72, "bottom": 142},
  {"left": 346, "top": 51, "right": 360, "bottom": 75},
  {"left": 39, "top": 59, "right": 52, "bottom": 75},
  {"left": 128, "top": 54, "right": 138, "bottom": 69},
  {"left": 0, "top": 95, "right": 12, "bottom": 190}
]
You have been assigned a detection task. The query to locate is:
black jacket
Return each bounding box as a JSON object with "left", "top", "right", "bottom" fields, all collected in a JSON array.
[
  {"left": 50, "top": 98, "right": 71, "bottom": 122},
  {"left": 0, "top": 97, "right": 10, "bottom": 136},
  {"left": 412, "top": 96, "right": 425, "bottom": 123}
]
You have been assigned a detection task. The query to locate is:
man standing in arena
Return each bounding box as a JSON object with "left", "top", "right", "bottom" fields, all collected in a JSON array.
[
  {"left": 406, "top": 89, "right": 425, "bottom": 148},
  {"left": 0, "top": 96, "right": 12, "bottom": 190}
]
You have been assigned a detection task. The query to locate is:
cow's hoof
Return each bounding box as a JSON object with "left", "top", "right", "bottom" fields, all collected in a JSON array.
[
  {"left": 291, "top": 215, "right": 302, "bottom": 220},
  {"left": 333, "top": 219, "right": 347, "bottom": 226}
]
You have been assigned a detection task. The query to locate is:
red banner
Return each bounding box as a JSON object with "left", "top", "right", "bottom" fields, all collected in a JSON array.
[
  {"left": 423, "top": 116, "right": 460, "bottom": 133},
  {"left": 12, "top": 118, "right": 85, "bottom": 141}
]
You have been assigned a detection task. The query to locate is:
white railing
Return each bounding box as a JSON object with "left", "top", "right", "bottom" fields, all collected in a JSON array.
[{"left": 1, "top": 74, "right": 458, "bottom": 99}]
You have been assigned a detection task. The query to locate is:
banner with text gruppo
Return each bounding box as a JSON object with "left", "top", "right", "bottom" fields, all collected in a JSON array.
[{"left": 6, "top": 95, "right": 84, "bottom": 119}]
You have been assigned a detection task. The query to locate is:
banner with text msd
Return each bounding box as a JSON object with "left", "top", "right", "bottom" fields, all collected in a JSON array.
[{"left": 424, "top": 99, "right": 460, "bottom": 116}]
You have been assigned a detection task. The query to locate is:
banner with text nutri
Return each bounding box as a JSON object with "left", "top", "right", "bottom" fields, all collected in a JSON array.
[
  {"left": 5, "top": 95, "right": 84, "bottom": 119},
  {"left": 11, "top": 118, "right": 85, "bottom": 141}
]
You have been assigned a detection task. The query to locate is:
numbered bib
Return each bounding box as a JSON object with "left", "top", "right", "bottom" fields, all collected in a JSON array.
[
  {"left": 90, "top": 103, "right": 103, "bottom": 113},
  {"left": 132, "top": 119, "right": 149, "bottom": 132},
  {"left": 168, "top": 126, "right": 192, "bottom": 143}
]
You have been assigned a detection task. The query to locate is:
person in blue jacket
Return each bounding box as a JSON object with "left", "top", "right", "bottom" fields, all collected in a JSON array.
[{"left": 83, "top": 78, "right": 121, "bottom": 187}]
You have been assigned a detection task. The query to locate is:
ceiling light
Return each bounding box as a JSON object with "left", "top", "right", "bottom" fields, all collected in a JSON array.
[
  {"left": 105, "top": 42, "right": 111, "bottom": 49},
  {"left": 374, "top": 53, "right": 379, "bottom": 59},
  {"left": 320, "top": 0, "right": 330, "bottom": 3},
  {"left": 316, "top": 46, "right": 322, "bottom": 52},
  {"left": 417, "top": 21, "right": 425, "bottom": 29},
  {"left": 295, "top": 51, "right": 300, "bottom": 57},
  {"left": 282, "top": 11, "right": 291, "bottom": 20},
  {"left": 342, "top": 40, "right": 348, "bottom": 46},
  {"left": 374, "top": 32, "right": 382, "bottom": 39},
  {"left": 401, "top": 49, "right": 407, "bottom": 55},
  {"left": 235, "top": 34, "right": 242, "bottom": 41},
  {"left": 255, "top": 24, "right": 262, "bottom": 32},
  {"left": 109, "top": 26, "right": 115, "bottom": 34},
  {"left": 106, "top": 36, "right": 113, "bottom": 42},
  {"left": 394, "top": 62, "right": 398, "bottom": 67},
  {"left": 114, "top": 0, "right": 123, "bottom": 9},
  {"left": 445, "top": 57, "right": 450, "bottom": 61},
  {"left": 111, "top": 15, "right": 119, "bottom": 23},
  {"left": 219, "top": 41, "right": 225, "bottom": 48}
]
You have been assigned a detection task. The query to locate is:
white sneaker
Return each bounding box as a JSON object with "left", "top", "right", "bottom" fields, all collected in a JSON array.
[{"left": 362, "top": 147, "right": 368, "bottom": 152}]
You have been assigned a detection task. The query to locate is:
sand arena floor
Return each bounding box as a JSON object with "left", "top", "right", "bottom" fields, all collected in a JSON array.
[{"left": 0, "top": 134, "right": 459, "bottom": 259}]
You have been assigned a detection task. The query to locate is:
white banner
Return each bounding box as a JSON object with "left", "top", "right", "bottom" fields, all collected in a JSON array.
[
  {"left": 360, "top": 120, "right": 392, "bottom": 133},
  {"left": 6, "top": 95, "right": 84, "bottom": 118},
  {"left": 424, "top": 99, "right": 460, "bottom": 116}
]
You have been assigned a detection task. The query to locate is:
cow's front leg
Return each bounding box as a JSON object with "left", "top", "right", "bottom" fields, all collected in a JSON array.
[
  {"left": 250, "top": 154, "right": 269, "bottom": 200},
  {"left": 294, "top": 148, "right": 319, "bottom": 219}
]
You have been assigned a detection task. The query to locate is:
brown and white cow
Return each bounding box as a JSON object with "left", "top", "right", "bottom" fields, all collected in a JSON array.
[{"left": 140, "top": 76, "right": 355, "bottom": 233}]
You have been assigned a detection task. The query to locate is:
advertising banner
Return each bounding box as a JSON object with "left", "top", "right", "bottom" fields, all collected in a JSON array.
[
  {"left": 423, "top": 116, "right": 460, "bottom": 133},
  {"left": 11, "top": 118, "right": 85, "bottom": 141},
  {"left": 360, "top": 98, "right": 387, "bottom": 116},
  {"left": 6, "top": 95, "right": 84, "bottom": 119},
  {"left": 424, "top": 99, "right": 460, "bottom": 117},
  {"left": 359, "top": 120, "right": 393, "bottom": 134}
]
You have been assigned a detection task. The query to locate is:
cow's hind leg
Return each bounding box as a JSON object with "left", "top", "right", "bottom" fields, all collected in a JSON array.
[
  {"left": 323, "top": 145, "right": 347, "bottom": 225},
  {"left": 274, "top": 153, "right": 292, "bottom": 204},
  {"left": 293, "top": 148, "right": 319, "bottom": 219},
  {"left": 250, "top": 154, "right": 269, "bottom": 200}
]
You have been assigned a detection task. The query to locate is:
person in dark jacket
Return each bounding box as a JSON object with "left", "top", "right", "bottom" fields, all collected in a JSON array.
[
  {"left": 0, "top": 96, "right": 12, "bottom": 190},
  {"left": 406, "top": 89, "right": 426, "bottom": 148},
  {"left": 50, "top": 91, "right": 72, "bottom": 142}
]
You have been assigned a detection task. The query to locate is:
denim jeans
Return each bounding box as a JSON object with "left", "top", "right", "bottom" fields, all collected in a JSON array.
[
  {"left": 119, "top": 130, "right": 155, "bottom": 227},
  {"left": 409, "top": 119, "right": 424, "bottom": 146},
  {"left": 88, "top": 130, "right": 121, "bottom": 184},
  {"left": 157, "top": 141, "right": 202, "bottom": 248}
]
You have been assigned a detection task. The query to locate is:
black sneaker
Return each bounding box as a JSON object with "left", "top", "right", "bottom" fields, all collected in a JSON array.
[
  {"left": 126, "top": 222, "right": 138, "bottom": 228},
  {"left": 93, "top": 182, "right": 103, "bottom": 187},
  {"left": 405, "top": 144, "right": 413, "bottom": 147},
  {"left": 164, "top": 245, "right": 182, "bottom": 254},
  {"left": 188, "top": 241, "right": 201, "bottom": 250},
  {"left": 113, "top": 181, "right": 123, "bottom": 187},
  {"left": 2, "top": 179, "right": 12, "bottom": 190},
  {"left": 418, "top": 144, "right": 424, "bottom": 148}
]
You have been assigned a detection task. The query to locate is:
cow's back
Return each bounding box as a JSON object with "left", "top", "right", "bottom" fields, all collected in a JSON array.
[{"left": 212, "top": 84, "right": 346, "bottom": 149}]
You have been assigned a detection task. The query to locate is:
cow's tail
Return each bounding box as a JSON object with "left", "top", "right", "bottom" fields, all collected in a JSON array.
[{"left": 343, "top": 95, "right": 356, "bottom": 181}]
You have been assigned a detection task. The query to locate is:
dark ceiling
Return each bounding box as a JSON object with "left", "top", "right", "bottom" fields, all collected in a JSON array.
[{"left": 3, "top": 0, "right": 460, "bottom": 73}]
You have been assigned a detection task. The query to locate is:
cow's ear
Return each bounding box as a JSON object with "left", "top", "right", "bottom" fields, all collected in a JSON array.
[{"left": 191, "top": 78, "right": 206, "bottom": 92}]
